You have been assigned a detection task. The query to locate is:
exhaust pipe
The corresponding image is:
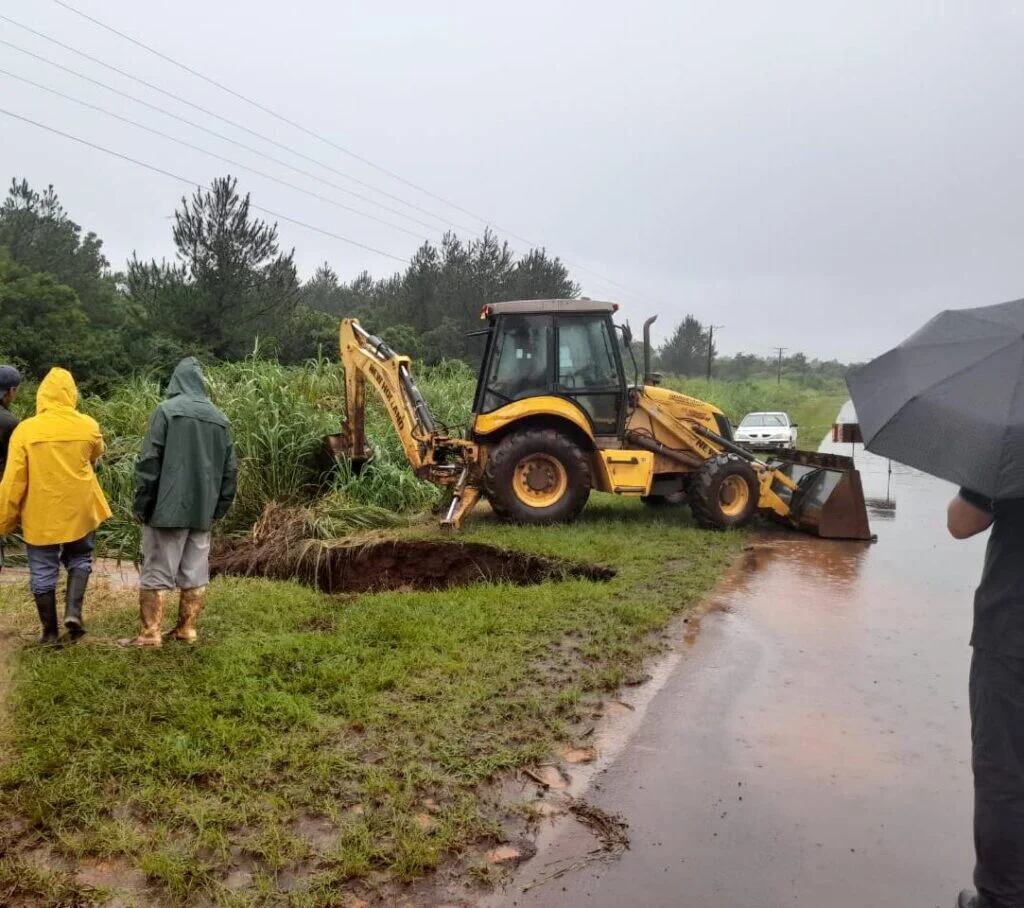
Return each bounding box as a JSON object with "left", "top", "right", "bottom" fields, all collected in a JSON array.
[{"left": 643, "top": 315, "right": 658, "bottom": 386}]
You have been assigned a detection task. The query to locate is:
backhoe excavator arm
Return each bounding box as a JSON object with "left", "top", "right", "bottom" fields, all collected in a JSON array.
[
  {"left": 337, "top": 318, "right": 434, "bottom": 471},
  {"left": 329, "top": 318, "right": 482, "bottom": 528}
]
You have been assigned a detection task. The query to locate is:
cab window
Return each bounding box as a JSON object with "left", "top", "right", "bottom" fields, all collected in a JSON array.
[
  {"left": 556, "top": 315, "right": 624, "bottom": 433},
  {"left": 558, "top": 316, "right": 621, "bottom": 390},
  {"left": 481, "top": 315, "right": 552, "bottom": 411}
]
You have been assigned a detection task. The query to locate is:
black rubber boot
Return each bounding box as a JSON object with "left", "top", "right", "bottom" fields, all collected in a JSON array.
[
  {"left": 64, "top": 569, "right": 89, "bottom": 640},
  {"left": 34, "top": 591, "right": 59, "bottom": 645}
]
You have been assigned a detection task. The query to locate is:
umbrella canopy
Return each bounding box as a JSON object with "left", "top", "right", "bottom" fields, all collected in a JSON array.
[{"left": 847, "top": 297, "right": 1024, "bottom": 499}]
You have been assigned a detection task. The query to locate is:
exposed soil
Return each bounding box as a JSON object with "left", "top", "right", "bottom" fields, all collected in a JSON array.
[{"left": 211, "top": 537, "right": 614, "bottom": 594}]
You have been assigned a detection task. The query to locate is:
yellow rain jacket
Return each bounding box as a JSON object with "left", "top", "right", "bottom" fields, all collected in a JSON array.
[{"left": 0, "top": 368, "right": 112, "bottom": 546}]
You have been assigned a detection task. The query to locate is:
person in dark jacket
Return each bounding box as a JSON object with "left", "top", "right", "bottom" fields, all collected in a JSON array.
[
  {"left": 949, "top": 490, "right": 1024, "bottom": 908},
  {"left": 0, "top": 364, "right": 21, "bottom": 477},
  {"left": 0, "top": 365, "right": 20, "bottom": 573},
  {"left": 125, "top": 358, "right": 237, "bottom": 647}
]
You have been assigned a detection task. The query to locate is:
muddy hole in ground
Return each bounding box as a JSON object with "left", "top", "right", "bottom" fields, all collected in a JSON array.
[{"left": 210, "top": 538, "right": 614, "bottom": 594}]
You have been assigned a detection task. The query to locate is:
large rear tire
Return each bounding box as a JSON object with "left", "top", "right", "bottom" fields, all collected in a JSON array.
[
  {"left": 688, "top": 454, "right": 759, "bottom": 530},
  {"left": 483, "top": 428, "right": 591, "bottom": 524}
]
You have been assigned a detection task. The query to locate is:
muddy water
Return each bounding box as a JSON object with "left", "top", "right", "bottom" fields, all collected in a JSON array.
[{"left": 490, "top": 425, "right": 984, "bottom": 908}]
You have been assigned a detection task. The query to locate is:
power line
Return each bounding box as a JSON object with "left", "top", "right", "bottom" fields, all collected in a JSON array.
[
  {"left": 0, "top": 66, "right": 432, "bottom": 242},
  {"left": 51, "top": 0, "right": 517, "bottom": 232},
  {"left": 0, "top": 13, "right": 477, "bottom": 235},
  {"left": 48, "top": 0, "right": 666, "bottom": 308},
  {"left": 0, "top": 35, "right": 451, "bottom": 236},
  {"left": 0, "top": 107, "right": 410, "bottom": 264},
  {"left": 1, "top": 19, "right": 645, "bottom": 313}
]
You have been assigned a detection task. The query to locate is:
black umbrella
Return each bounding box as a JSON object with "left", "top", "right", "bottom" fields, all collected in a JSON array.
[{"left": 847, "top": 297, "right": 1024, "bottom": 498}]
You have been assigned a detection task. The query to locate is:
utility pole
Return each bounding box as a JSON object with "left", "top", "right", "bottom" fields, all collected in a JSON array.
[
  {"left": 706, "top": 325, "right": 724, "bottom": 380},
  {"left": 774, "top": 346, "right": 787, "bottom": 385}
]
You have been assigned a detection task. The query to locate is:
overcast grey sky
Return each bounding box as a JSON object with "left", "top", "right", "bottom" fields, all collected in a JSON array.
[{"left": 2, "top": 0, "right": 1024, "bottom": 360}]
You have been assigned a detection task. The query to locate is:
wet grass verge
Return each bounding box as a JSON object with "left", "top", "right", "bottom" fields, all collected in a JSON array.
[{"left": 0, "top": 497, "right": 743, "bottom": 905}]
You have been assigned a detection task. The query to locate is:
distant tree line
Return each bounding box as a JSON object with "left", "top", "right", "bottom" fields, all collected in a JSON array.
[
  {"left": 297, "top": 230, "right": 577, "bottom": 364},
  {"left": 0, "top": 173, "right": 848, "bottom": 392},
  {"left": 0, "top": 175, "right": 577, "bottom": 390},
  {"left": 652, "top": 311, "right": 850, "bottom": 386}
]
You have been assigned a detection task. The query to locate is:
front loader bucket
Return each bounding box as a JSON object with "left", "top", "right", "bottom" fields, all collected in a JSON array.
[{"left": 768, "top": 451, "right": 873, "bottom": 541}]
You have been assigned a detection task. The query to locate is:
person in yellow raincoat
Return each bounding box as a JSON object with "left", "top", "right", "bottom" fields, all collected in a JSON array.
[{"left": 0, "top": 368, "right": 111, "bottom": 644}]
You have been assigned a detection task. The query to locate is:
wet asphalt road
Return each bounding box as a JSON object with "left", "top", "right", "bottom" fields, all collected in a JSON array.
[{"left": 492, "top": 430, "right": 985, "bottom": 908}]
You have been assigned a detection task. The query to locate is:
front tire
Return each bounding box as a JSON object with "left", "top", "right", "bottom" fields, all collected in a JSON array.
[
  {"left": 483, "top": 428, "right": 591, "bottom": 524},
  {"left": 688, "top": 454, "right": 759, "bottom": 530}
]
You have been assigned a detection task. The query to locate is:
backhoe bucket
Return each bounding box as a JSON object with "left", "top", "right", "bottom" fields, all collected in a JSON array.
[
  {"left": 768, "top": 451, "right": 872, "bottom": 541},
  {"left": 322, "top": 431, "right": 373, "bottom": 475}
]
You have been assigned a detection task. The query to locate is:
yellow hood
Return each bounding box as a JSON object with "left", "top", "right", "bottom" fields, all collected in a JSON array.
[{"left": 36, "top": 367, "right": 78, "bottom": 413}]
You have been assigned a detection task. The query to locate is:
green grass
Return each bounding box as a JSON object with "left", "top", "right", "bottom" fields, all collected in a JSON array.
[{"left": 0, "top": 498, "right": 743, "bottom": 905}]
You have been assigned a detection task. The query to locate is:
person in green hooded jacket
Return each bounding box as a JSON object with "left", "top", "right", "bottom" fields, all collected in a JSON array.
[{"left": 125, "top": 357, "right": 237, "bottom": 647}]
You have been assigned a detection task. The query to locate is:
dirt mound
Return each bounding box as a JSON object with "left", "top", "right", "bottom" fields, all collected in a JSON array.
[{"left": 209, "top": 507, "right": 614, "bottom": 593}]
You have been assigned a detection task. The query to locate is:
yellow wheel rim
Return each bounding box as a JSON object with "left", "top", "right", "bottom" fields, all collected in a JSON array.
[
  {"left": 512, "top": 453, "right": 569, "bottom": 508},
  {"left": 719, "top": 474, "right": 750, "bottom": 518}
]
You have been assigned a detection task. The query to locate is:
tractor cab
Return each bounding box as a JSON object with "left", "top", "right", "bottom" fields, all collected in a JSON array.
[{"left": 473, "top": 300, "right": 629, "bottom": 438}]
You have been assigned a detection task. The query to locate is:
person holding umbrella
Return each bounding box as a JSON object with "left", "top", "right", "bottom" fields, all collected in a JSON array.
[
  {"left": 946, "top": 488, "right": 1024, "bottom": 908},
  {"left": 848, "top": 298, "right": 1024, "bottom": 908}
]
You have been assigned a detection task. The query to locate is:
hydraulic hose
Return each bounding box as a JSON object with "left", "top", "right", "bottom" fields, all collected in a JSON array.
[
  {"left": 399, "top": 365, "right": 437, "bottom": 434},
  {"left": 692, "top": 424, "right": 757, "bottom": 462},
  {"left": 625, "top": 431, "right": 703, "bottom": 469}
]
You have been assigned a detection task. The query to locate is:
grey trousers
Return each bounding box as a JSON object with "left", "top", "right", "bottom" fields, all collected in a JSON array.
[
  {"left": 25, "top": 533, "right": 94, "bottom": 595},
  {"left": 971, "top": 648, "right": 1024, "bottom": 907},
  {"left": 140, "top": 526, "right": 211, "bottom": 590}
]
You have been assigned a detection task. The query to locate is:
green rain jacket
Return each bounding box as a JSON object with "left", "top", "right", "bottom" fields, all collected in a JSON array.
[{"left": 133, "top": 358, "right": 238, "bottom": 530}]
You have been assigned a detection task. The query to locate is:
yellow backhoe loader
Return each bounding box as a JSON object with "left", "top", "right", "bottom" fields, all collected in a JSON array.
[{"left": 327, "top": 299, "right": 871, "bottom": 539}]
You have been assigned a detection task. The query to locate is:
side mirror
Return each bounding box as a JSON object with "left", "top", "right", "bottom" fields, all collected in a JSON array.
[{"left": 791, "top": 423, "right": 799, "bottom": 428}]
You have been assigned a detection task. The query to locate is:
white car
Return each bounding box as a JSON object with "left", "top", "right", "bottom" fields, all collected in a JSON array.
[{"left": 735, "top": 411, "right": 798, "bottom": 451}]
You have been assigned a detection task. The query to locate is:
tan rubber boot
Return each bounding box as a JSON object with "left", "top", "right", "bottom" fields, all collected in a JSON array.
[
  {"left": 169, "top": 586, "right": 206, "bottom": 643},
  {"left": 120, "top": 589, "right": 166, "bottom": 647}
]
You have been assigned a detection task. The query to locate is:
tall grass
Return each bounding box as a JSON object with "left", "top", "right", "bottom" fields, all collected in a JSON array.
[{"left": 78, "top": 356, "right": 477, "bottom": 558}]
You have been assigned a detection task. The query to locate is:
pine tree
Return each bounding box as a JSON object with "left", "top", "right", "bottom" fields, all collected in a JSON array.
[{"left": 658, "top": 315, "right": 711, "bottom": 375}]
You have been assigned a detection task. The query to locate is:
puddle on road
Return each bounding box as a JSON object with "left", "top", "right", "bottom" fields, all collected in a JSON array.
[{"left": 484, "top": 435, "right": 983, "bottom": 907}]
